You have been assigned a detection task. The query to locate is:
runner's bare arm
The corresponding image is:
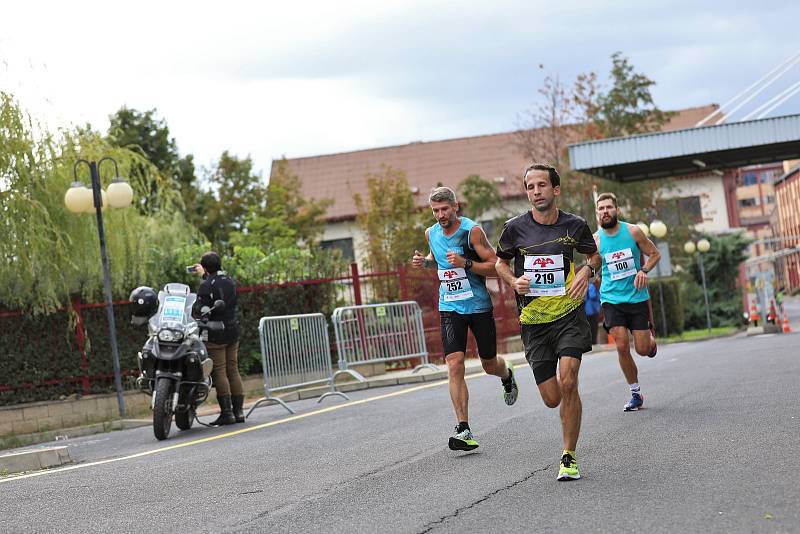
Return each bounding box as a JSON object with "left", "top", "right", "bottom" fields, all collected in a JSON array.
[
  {"left": 568, "top": 251, "right": 600, "bottom": 300},
  {"left": 592, "top": 232, "right": 603, "bottom": 281},
  {"left": 496, "top": 257, "right": 530, "bottom": 295},
  {"left": 449, "top": 226, "right": 496, "bottom": 276},
  {"left": 629, "top": 224, "right": 661, "bottom": 290},
  {"left": 412, "top": 228, "right": 436, "bottom": 269}
]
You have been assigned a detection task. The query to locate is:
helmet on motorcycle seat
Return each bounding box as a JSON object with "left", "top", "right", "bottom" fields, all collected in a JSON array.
[{"left": 129, "top": 286, "right": 158, "bottom": 317}]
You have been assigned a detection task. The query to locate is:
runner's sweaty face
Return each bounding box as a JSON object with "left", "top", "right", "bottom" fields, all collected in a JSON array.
[
  {"left": 430, "top": 200, "right": 458, "bottom": 229},
  {"left": 525, "top": 170, "right": 558, "bottom": 212},
  {"left": 596, "top": 199, "right": 618, "bottom": 229}
]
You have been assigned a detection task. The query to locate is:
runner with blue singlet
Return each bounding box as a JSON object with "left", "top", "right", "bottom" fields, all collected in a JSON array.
[
  {"left": 594, "top": 192, "right": 661, "bottom": 412},
  {"left": 411, "top": 186, "right": 518, "bottom": 452}
]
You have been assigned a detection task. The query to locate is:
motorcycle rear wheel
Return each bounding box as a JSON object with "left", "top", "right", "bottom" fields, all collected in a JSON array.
[{"left": 153, "top": 378, "right": 175, "bottom": 440}]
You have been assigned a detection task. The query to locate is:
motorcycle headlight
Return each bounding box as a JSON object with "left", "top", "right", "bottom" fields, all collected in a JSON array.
[{"left": 158, "top": 329, "right": 183, "bottom": 342}]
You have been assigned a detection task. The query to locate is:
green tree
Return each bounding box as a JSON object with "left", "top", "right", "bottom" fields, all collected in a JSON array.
[
  {"left": 681, "top": 232, "right": 750, "bottom": 329},
  {"left": 592, "top": 52, "right": 675, "bottom": 138},
  {"left": 458, "top": 174, "right": 512, "bottom": 242},
  {"left": 354, "top": 166, "right": 426, "bottom": 299},
  {"left": 0, "top": 92, "right": 199, "bottom": 312},
  {"left": 202, "top": 151, "right": 268, "bottom": 251},
  {"left": 107, "top": 107, "right": 211, "bottom": 225},
  {"left": 232, "top": 159, "right": 331, "bottom": 252}
]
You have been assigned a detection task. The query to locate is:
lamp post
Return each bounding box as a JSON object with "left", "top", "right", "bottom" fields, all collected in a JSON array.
[
  {"left": 684, "top": 238, "right": 712, "bottom": 332},
  {"left": 64, "top": 158, "right": 134, "bottom": 418},
  {"left": 648, "top": 220, "right": 669, "bottom": 336}
]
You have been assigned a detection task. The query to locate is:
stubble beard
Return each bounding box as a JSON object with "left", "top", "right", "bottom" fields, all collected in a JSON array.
[
  {"left": 532, "top": 198, "right": 553, "bottom": 213},
  {"left": 439, "top": 213, "right": 456, "bottom": 228}
]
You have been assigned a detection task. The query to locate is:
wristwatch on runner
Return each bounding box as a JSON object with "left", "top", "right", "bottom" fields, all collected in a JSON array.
[
  {"left": 584, "top": 263, "right": 596, "bottom": 278},
  {"left": 464, "top": 259, "right": 473, "bottom": 271},
  {"left": 641, "top": 266, "right": 651, "bottom": 274}
]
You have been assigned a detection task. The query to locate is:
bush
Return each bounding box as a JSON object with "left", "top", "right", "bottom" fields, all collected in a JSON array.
[{"left": 648, "top": 277, "right": 683, "bottom": 337}]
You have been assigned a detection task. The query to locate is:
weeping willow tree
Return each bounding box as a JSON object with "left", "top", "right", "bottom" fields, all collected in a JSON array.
[{"left": 0, "top": 92, "right": 202, "bottom": 313}]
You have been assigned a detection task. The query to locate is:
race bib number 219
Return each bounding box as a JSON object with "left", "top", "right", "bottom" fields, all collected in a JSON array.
[{"left": 524, "top": 254, "right": 566, "bottom": 296}]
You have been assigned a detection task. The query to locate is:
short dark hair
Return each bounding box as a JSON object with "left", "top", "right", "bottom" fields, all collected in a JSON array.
[
  {"left": 200, "top": 251, "right": 222, "bottom": 274},
  {"left": 597, "top": 192, "right": 618, "bottom": 207},
  {"left": 523, "top": 163, "right": 560, "bottom": 188}
]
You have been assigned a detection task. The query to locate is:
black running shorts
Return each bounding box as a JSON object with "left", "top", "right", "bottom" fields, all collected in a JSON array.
[
  {"left": 602, "top": 301, "right": 651, "bottom": 332},
  {"left": 439, "top": 310, "right": 497, "bottom": 359},
  {"left": 521, "top": 307, "right": 592, "bottom": 385}
]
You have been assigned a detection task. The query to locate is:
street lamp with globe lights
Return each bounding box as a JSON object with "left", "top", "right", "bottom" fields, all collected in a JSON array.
[
  {"left": 647, "top": 220, "right": 669, "bottom": 336},
  {"left": 64, "top": 157, "right": 134, "bottom": 417},
  {"left": 684, "top": 238, "right": 712, "bottom": 331}
]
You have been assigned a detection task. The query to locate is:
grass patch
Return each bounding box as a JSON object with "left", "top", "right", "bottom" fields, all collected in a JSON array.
[{"left": 661, "top": 326, "right": 738, "bottom": 344}]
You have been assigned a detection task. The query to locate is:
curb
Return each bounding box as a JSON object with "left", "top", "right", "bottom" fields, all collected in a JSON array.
[
  {"left": 0, "top": 419, "right": 150, "bottom": 451},
  {"left": 0, "top": 446, "right": 72, "bottom": 475}
]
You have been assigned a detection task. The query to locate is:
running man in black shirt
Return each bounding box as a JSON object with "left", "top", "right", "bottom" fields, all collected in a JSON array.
[{"left": 496, "top": 163, "right": 600, "bottom": 481}]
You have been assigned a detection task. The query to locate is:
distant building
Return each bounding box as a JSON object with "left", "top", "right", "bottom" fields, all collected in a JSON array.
[
  {"left": 272, "top": 105, "right": 719, "bottom": 265},
  {"left": 774, "top": 163, "right": 800, "bottom": 292}
]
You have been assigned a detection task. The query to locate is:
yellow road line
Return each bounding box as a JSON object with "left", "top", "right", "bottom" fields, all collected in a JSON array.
[{"left": 1, "top": 368, "right": 510, "bottom": 484}]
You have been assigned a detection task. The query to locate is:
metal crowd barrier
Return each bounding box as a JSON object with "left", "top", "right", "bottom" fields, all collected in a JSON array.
[
  {"left": 247, "top": 313, "right": 349, "bottom": 416},
  {"left": 331, "top": 301, "right": 439, "bottom": 382}
]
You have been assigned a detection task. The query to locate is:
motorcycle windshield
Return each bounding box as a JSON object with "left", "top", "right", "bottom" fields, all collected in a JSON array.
[{"left": 149, "top": 285, "right": 198, "bottom": 332}]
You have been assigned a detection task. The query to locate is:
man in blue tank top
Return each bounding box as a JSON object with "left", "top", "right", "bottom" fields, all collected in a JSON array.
[
  {"left": 594, "top": 193, "right": 661, "bottom": 412},
  {"left": 411, "top": 186, "right": 518, "bottom": 452}
]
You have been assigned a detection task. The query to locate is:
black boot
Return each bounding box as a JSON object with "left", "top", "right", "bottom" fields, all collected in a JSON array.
[
  {"left": 210, "top": 395, "right": 236, "bottom": 426},
  {"left": 232, "top": 395, "right": 245, "bottom": 423}
]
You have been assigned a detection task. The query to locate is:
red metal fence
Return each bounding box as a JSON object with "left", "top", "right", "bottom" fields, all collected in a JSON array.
[{"left": 0, "top": 264, "right": 520, "bottom": 405}]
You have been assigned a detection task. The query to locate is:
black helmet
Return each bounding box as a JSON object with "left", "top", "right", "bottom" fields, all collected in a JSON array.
[{"left": 129, "top": 286, "right": 158, "bottom": 317}]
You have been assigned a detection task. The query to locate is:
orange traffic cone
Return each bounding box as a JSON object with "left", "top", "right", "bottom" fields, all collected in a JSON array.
[
  {"left": 783, "top": 313, "right": 792, "bottom": 334},
  {"left": 750, "top": 303, "right": 760, "bottom": 327}
]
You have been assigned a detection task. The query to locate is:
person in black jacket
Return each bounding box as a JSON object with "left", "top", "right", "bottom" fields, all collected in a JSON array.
[{"left": 192, "top": 251, "right": 244, "bottom": 425}]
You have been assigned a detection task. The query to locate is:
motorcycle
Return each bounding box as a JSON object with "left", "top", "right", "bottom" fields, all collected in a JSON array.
[{"left": 131, "top": 283, "right": 225, "bottom": 440}]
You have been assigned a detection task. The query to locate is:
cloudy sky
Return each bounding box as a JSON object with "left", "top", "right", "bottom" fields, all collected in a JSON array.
[{"left": 2, "top": 0, "right": 799, "bottom": 176}]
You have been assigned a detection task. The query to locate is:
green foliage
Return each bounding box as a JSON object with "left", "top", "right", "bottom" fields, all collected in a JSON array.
[
  {"left": 648, "top": 277, "right": 684, "bottom": 336},
  {"left": 201, "top": 151, "right": 268, "bottom": 252},
  {"left": 354, "top": 166, "right": 426, "bottom": 300},
  {"left": 108, "top": 107, "right": 179, "bottom": 172},
  {"left": 232, "top": 159, "right": 331, "bottom": 252},
  {"left": 593, "top": 52, "right": 675, "bottom": 138},
  {"left": 458, "top": 174, "right": 512, "bottom": 242},
  {"left": 680, "top": 232, "right": 750, "bottom": 329},
  {"left": 0, "top": 92, "right": 199, "bottom": 313}
]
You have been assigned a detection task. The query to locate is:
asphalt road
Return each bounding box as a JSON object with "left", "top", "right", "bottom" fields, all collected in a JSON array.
[{"left": 2, "top": 331, "right": 798, "bottom": 534}]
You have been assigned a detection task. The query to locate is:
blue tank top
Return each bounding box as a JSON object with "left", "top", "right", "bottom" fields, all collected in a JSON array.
[
  {"left": 598, "top": 223, "right": 649, "bottom": 304},
  {"left": 429, "top": 217, "right": 493, "bottom": 313}
]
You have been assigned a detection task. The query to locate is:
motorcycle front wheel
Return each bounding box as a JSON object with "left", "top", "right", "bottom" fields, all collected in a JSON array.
[
  {"left": 175, "top": 406, "right": 195, "bottom": 430},
  {"left": 153, "top": 378, "right": 175, "bottom": 440}
]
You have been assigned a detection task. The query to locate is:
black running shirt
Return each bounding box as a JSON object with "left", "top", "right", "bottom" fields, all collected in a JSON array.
[{"left": 497, "top": 210, "right": 597, "bottom": 325}]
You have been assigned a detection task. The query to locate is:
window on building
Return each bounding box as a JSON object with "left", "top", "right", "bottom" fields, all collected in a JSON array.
[
  {"left": 739, "top": 172, "right": 759, "bottom": 186},
  {"left": 656, "top": 196, "right": 703, "bottom": 227},
  {"left": 320, "top": 238, "right": 355, "bottom": 262},
  {"left": 739, "top": 198, "right": 758, "bottom": 207},
  {"left": 765, "top": 195, "right": 775, "bottom": 204}
]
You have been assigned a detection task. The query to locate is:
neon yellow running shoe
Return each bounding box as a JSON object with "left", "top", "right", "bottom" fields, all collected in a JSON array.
[
  {"left": 448, "top": 427, "right": 479, "bottom": 451},
  {"left": 557, "top": 452, "right": 580, "bottom": 481}
]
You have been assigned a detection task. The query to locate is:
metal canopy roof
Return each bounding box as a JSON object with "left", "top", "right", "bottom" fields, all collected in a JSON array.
[{"left": 567, "top": 114, "right": 800, "bottom": 182}]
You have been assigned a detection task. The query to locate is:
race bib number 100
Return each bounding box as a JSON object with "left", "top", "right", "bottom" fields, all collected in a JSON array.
[
  {"left": 524, "top": 254, "right": 566, "bottom": 296},
  {"left": 438, "top": 268, "right": 474, "bottom": 302},
  {"left": 605, "top": 248, "right": 637, "bottom": 281}
]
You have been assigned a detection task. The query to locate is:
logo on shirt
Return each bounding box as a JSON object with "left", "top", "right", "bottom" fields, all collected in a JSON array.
[
  {"left": 443, "top": 270, "right": 459, "bottom": 279},
  {"left": 611, "top": 251, "right": 626, "bottom": 260},
  {"left": 530, "top": 257, "right": 555, "bottom": 268}
]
